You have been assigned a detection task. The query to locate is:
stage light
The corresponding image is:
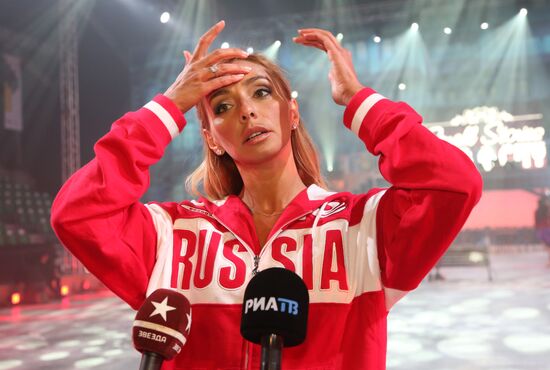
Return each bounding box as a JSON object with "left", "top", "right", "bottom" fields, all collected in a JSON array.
[
  {"left": 291, "top": 91, "right": 298, "bottom": 99},
  {"left": 11, "top": 292, "right": 21, "bottom": 305},
  {"left": 246, "top": 47, "right": 254, "bottom": 54},
  {"left": 444, "top": 27, "right": 452, "bottom": 35},
  {"left": 160, "top": 12, "right": 170, "bottom": 24},
  {"left": 327, "top": 163, "right": 333, "bottom": 172},
  {"left": 221, "top": 42, "right": 230, "bottom": 49},
  {"left": 519, "top": 8, "right": 528, "bottom": 16},
  {"left": 481, "top": 22, "right": 489, "bottom": 30},
  {"left": 336, "top": 33, "right": 344, "bottom": 42},
  {"left": 373, "top": 36, "right": 381, "bottom": 43},
  {"left": 411, "top": 23, "right": 419, "bottom": 31},
  {"left": 468, "top": 251, "right": 484, "bottom": 263},
  {"left": 398, "top": 83, "right": 407, "bottom": 91},
  {"left": 262, "top": 40, "right": 282, "bottom": 60},
  {"left": 60, "top": 285, "right": 70, "bottom": 297}
]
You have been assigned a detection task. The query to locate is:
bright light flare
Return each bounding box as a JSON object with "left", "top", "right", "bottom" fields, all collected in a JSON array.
[
  {"left": 336, "top": 33, "right": 344, "bottom": 42},
  {"left": 519, "top": 8, "right": 528, "bottom": 16},
  {"left": 274, "top": 40, "right": 281, "bottom": 48},
  {"left": 481, "top": 22, "right": 489, "bottom": 30},
  {"left": 11, "top": 292, "right": 21, "bottom": 305},
  {"left": 60, "top": 285, "right": 70, "bottom": 297},
  {"left": 291, "top": 91, "right": 298, "bottom": 99},
  {"left": 373, "top": 35, "right": 381, "bottom": 43},
  {"left": 246, "top": 47, "right": 254, "bottom": 54},
  {"left": 221, "top": 42, "right": 230, "bottom": 49},
  {"left": 398, "top": 83, "right": 407, "bottom": 91},
  {"left": 160, "top": 12, "right": 170, "bottom": 24},
  {"left": 411, "top": 23, "right": 419, "bottom": 31},
  {"left": 444, "top": 27, "right": 452, "bottom": 35}
]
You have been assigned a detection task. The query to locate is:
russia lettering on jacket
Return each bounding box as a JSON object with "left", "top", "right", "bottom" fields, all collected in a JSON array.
[{"left": 170, "top": 227, "right": 348, "bottom": 292}]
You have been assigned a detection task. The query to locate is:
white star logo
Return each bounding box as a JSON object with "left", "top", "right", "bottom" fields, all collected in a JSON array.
[
  {"left": 149, "top": 297, "right": 176, "bottom": 322},
  {"left": 185, "top": 311, "right": 192, "bottom": 333}
]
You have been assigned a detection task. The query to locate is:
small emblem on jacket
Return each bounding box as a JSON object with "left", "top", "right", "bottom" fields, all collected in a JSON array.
[
  {"left": 181, "top": 205, "right": 212, "bottom": 217},
  {"left": 313, "top": 201, "right": 346, "bottom": 218}
]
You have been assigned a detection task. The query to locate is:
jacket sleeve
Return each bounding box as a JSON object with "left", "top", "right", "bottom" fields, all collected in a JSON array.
[
  {"left": 50, "top": 95, "right": 186, "bottom": 309},
  {"left": 343, "top": 88, "right": 483, "bottom": 309}
]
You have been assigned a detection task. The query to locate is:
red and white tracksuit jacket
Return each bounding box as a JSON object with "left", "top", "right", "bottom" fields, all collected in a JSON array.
[{"left": 51, "top": 88, "right": 482, "bottom": 369}]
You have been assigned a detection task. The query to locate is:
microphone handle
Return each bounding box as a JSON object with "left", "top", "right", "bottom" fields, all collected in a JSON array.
[
  {"left": 260, "top": 334, "right": 283, "bottom": 370},
  {"left": 139, "top": 352, "right": 164, "bottom": 370}
]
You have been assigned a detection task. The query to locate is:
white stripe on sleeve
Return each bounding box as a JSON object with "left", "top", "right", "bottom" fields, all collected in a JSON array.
[
  {"left": 350, "top": 93, "right": 385, "bottom": 136},
  {"left": 144, "top": 100, "right": 180, "bottom": 139}
]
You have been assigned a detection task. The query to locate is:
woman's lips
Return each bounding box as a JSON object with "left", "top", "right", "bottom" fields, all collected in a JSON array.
[{"left": 244, "top": 131, "right": 271, "bottom": 144}]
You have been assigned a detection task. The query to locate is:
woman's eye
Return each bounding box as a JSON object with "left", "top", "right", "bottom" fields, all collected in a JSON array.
[
  {"left": 214, "top": 103, "right": 231, "bottom": 115},
  {"left": 254, "top": 88, "right": 271, "bottom": 98}
]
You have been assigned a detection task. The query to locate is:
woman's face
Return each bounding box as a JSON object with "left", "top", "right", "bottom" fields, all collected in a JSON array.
[{"left": 204, "top": 60, "right": 299, "bottom": 166}]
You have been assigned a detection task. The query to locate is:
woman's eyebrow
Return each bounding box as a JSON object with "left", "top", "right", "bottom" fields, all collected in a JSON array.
[
  {"left": 209, "top": 88, "right": 229, "bottom": 102},
  {"left": 243, "top": 75, "right": 270, "bottom": 86},
  {"left": 209, "top": 75, "right": 271, "bottom": 102}
]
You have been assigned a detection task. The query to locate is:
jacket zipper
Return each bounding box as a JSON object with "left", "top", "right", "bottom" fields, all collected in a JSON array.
[
  {"left": 243, "top": 255, "right": 261, "bottom": 369},
  {"left": 252, "top": 255, "right": 260, "bottom": 275},
  {"left": 209, "top": 213, "right": 255, "bottom": 370},
  {"left": 211, "top": 210, "right": 313, "bottom": 370}
]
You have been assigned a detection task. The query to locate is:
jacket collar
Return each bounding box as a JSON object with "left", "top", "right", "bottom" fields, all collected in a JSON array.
[{"left": 198, "top": 185, "right": 335, "bottom": 252}]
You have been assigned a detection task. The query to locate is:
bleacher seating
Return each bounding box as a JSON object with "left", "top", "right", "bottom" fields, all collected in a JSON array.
[
  {"left": 0, "top": 177, "right": 55, "bottom": 245},
  {"left": 0, "top": 176, "right": 60, "bottom": 297}
]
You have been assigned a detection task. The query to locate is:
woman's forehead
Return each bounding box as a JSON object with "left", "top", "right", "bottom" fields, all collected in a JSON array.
[
  {"left": 208, "top": 61, "right": 273, "bottom": 101},
  {"left": 229, "top": 59, "right": 271, "bottom": 79}
]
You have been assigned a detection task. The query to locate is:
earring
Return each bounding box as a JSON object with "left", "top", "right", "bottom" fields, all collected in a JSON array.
[
  {"left": 292, "top": 123, "right": 298, "bottom": 130},
  {"left": 214, "top": 148, "right": 224, "bottom": 156}
]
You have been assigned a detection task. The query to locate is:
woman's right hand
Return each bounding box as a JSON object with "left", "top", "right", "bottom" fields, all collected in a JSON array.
[{"left": 164, "top": 21, "right": 251, "bottom": 113}]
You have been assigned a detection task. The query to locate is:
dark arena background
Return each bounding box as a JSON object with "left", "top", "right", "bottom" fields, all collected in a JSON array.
[{"left": 1, "top": 0, "right": 550, "bottom": 369}]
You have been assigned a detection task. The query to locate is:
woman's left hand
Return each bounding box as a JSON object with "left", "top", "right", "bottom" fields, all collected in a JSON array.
[{"left": 293, "top": 28, "right": 364, "bottom": 106}]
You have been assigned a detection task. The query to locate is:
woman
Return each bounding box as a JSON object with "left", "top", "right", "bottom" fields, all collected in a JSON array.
[{"left": 51, "top": 21, "right": 482, "bottom": 369}]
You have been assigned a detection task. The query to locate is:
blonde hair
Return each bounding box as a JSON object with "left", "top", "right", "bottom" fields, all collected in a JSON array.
[{"left": 186, "top": 54, "right": 326, "bottom": 200}]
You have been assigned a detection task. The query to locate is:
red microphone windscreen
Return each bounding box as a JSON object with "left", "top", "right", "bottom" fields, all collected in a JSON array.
[{"left": 132, "top": 289, "right": 192, "bottom": 360}]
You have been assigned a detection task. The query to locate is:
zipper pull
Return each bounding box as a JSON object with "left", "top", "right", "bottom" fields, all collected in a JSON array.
[{"left": 252, "top": 255, "right": 260, "bottom": 275}]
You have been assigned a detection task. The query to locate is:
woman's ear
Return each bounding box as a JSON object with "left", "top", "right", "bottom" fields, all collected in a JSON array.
[
  {"left": 290, "top": 98, "right": 300, "bottom": 129},
  {"left": 203, "top": 129, "right": 225, "bottom": 155}
]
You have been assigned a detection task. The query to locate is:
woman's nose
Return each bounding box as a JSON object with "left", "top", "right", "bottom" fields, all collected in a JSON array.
[{"left": 240, "top": 102, "right": 256, "bottom": 122}]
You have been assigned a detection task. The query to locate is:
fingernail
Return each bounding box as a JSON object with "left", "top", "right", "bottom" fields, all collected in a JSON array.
[
  {"left": 244, "top": 66, "right": 252, "bottom": 71},
  {"left": 236, "top": 74, "right": 245, "bottom": 78}
]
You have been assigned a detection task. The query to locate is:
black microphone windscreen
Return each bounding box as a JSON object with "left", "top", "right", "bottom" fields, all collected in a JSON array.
[
  {"left": 132, "top": 288, "right": 192, "bottom": 360},
  {"left": 240, "top": 268, "right": 309, "bottom": 347}
]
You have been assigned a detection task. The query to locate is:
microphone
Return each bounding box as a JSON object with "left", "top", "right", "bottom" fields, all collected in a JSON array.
[
  {"left": 240, "top": 268, "right": 309, "bottom": 370},
  {"left": 132, "top": 288, "right": 192, "bottom": 370}
]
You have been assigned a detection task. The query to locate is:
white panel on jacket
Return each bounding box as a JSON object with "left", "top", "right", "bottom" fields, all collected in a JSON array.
[{"left": 145, "top": 203, "right": 175, "bottom": 296}]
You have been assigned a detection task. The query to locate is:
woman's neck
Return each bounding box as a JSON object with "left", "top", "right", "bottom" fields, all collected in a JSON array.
[{"left": 237, "top": 148, "right": 306, "bottom": 214}]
